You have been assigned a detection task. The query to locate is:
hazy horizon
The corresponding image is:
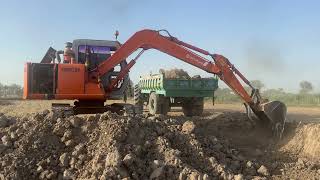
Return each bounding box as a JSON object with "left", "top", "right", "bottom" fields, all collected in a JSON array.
[{"left": 0, "top": 0, "right": 319, "bottom": 93}]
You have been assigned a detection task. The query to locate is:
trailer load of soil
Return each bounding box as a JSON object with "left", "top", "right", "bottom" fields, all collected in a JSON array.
[{"left": 159, "top": 68, "right": 191, "bottom": 79}]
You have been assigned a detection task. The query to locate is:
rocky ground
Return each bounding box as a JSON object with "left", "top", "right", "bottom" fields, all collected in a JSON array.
[{"left": 0, "top": 101, "right": 319, "bottom": 180}]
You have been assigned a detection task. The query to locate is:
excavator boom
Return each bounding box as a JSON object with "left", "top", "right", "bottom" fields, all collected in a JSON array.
[{"left": 97, "top": 30, "right": 251, "bottom": 101}]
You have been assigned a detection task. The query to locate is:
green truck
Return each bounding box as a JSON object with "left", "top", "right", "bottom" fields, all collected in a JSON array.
[{"left": 134, "top": 73, "right": 219, "bottom": 116}]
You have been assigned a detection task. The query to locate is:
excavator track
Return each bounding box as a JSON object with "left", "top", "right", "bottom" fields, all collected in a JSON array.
[{"left": 52, "top": 102, "right": 136, "bottom": 117}]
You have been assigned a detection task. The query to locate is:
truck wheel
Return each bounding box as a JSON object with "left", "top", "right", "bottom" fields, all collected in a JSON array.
[
  {"left": 160, "top": 97, "right": 171, "bottom": 115},
  {"left": 182, "top": 97, "right": 204, "bottom": 117},
  {"left": 134, "top": 84, "right": 143, "bottom": 114},
  {"left": 148, "top": 92, "right": 161, "bottom": 115}
]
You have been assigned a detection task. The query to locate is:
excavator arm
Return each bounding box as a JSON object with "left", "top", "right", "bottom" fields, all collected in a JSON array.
[
  {"left": 98, "top": 30, "right": 253, "bottom": 104},
  {"left": 95, "top": 29, "right": 286, "bottom": 138}
]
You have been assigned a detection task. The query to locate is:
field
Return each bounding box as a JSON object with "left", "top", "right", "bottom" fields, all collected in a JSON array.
[
  {"left": 0, "top": 100, "right": 319, "bottom": 179},
  {"left": 2, "top": 100, "right": 320, "bottom": 121}
]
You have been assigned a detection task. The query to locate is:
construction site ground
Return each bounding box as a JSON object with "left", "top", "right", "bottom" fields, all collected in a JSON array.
[{"left": 0, "top": 100, "right": 319, "bottom": 180}]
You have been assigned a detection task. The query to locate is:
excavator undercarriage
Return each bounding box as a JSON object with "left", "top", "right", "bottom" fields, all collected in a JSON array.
[{"left": 51, "top": 101, "right": 135, "bottom": 117}]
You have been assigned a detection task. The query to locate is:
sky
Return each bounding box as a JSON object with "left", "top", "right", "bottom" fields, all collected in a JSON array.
[{"left": 0, "top": 0, "right": 319, "bottom": 92}]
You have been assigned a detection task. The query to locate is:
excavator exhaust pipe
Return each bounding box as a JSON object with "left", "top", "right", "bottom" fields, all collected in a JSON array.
[{"left": 252, "top": 101, "right": 287, "bottom": 139}]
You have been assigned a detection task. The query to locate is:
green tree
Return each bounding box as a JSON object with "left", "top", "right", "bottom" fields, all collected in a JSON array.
[
  {"left": 215, "top": 88, "right": 241, "bottom": 103},
  {"left": 250, "top": 80, "right": 265, "bottom": 90},
  {"left": 299, "top": 81, "right": 313, "bottom": 94},
  {"left": 0, "top": 83, "right": 23, "bottom": 98}
]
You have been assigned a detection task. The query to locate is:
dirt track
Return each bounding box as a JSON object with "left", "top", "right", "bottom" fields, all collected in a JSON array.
[{"left": 0, "top": 100, "right": 319, "bottom": 179}]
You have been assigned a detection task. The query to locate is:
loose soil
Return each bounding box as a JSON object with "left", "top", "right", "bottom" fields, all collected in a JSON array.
[{"left": 0, "top": 100, "right": 319, "bottom": 180}]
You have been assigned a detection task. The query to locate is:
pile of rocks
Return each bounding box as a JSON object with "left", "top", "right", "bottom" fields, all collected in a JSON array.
[{"left": 0, "top": 111, "right": 280, "bottom": 179}]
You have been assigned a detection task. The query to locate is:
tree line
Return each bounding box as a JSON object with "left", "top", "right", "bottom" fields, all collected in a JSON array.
[
  {"left": 0, "top": 83, "right": 23, "bottom": 99},
  {"left": 1, "top": 80, "right": 319, "bottom": 106},
  {"left": 214, "top": 80, "right": 320, "bottom": 106}
]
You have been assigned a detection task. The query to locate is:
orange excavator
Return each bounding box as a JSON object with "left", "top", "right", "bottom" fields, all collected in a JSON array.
[{"left": 24, "top": 29, "right": 286, "bottom": 137}]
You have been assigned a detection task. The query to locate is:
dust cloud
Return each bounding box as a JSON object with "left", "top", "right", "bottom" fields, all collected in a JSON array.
[{"left": 245, "top": 40, "right": 286, "bottom": 74}]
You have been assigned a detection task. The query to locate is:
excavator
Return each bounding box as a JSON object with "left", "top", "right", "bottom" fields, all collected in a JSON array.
[{"left": 23, "top": 29, "right": 287, "bottom": 138}]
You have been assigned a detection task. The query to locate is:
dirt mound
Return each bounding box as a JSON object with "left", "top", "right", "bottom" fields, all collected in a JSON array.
[
  {"left": 0, "top": 110, "right": 319, "bottom": 179},
  {"left": 159, "top": 68, "right": 190, "bottom": 79},
  {"left": 159, "top": 68, "right": 202, "bottom": 79},
  {"left": 281, "top": 123, "right": 320, "bottom": 160},
  {"left": 0, "top": 111, "right": 277, "bottom": 180}
]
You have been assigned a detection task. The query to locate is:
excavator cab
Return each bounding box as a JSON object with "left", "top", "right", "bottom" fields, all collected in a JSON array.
[{"left": 24, "top": 39, "right": 130, "bottom": 101}]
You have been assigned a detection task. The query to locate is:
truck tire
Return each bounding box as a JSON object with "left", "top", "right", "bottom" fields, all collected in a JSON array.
[
  {"left": 161, "top": 97, "right": 171, "bottom": 115},
  {"left": 134, "top": 84, "right": 143, "bottom": 114},
  {"left": 148, "top": 93, "right": 170, "bottom": 115},
  {"left": 182, "top": 97, "right": 204, "bottom": 117},
  {"left": 148, "top": 92, "right": 161, "bottom": 115}
]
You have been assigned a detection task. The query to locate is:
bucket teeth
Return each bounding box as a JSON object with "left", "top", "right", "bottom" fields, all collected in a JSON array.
[
  {"left": 261, "top": 101, "right": 287, "bottom": 139},
  {"left": 248, "top": 100, "right": 287, "bottom": 139}
]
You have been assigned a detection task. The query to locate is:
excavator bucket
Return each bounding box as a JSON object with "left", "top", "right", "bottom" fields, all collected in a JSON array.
[{"left": 254, "top": 101, "right": 287, "bottom": 139}]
